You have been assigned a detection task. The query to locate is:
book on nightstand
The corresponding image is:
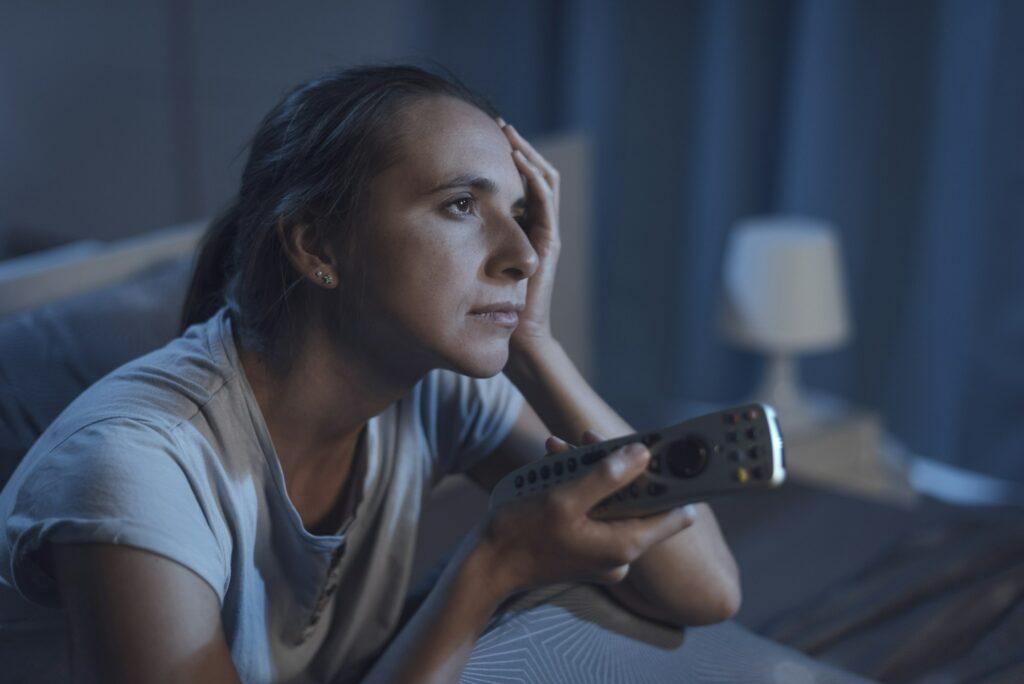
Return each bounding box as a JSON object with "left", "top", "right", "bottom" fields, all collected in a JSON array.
[{"left": 783, "top": 409, "right": 919, "bottom": 508}]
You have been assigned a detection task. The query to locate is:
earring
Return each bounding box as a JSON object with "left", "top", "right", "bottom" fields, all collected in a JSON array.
[{"left": 315, "top": 270, "right": 334, "bottom": 286}]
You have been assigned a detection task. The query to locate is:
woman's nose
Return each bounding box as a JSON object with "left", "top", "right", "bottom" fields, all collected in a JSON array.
[{"left": 486, "top": 216, "right": 539, "bottom": 281}]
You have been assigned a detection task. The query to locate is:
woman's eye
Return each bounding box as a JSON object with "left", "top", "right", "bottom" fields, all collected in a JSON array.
[{"left": 447, "top": 197, "right": 474, "bottom": 216}]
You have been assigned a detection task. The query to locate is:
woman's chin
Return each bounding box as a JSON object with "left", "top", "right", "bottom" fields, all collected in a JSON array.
[{"left": 448, "top": 340, "right": 510, "bottom": 378}]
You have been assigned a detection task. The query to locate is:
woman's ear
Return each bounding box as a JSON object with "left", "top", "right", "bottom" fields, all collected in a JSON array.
[{"left": 276, "top": 218, "right": 339, "bottom": 288}]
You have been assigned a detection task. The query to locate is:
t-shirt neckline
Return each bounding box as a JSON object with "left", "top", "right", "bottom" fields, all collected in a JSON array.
[{"left": 211, "top": 307, "right": 380, "bottom": 550}]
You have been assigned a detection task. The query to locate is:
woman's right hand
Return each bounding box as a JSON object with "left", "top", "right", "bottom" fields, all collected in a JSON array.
[{"left": 478, "top": 440, "right": 698, "bottom": 594}]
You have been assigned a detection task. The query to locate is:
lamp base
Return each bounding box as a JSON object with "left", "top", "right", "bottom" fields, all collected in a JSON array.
[{"left": 750, "top": 354, "right": 847, "bottom": 436}]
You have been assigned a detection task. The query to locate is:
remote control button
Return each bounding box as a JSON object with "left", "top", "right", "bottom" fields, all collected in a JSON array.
[
  {"left": 726, "top": 431, "right": 739, "bottom": 443},
  {"left": 728, "top": 450, "right": 742, "bottom": 462},
  {"left": 733, "top": 467, "right": 750, "bottom": 483},
  {"left": 649, "top": 455, "right": 662, "bottom": 473},
  {"left": 647, "top": 482, "right": 667, "bottom": 496},
  {"left": 567, "top": 458, "right": 578, "bottom": 472},
  {"left": 666, "top": 437, "right": 710, "bottom": 478},
  {"left": 746, "top": 428, "right": 759, "bottom": 440},
  {"left": 628, "top": 483, "right": 639, "bottom": 498},
  {"left": 527, "top": 470, "right": 537, "bottom": 484},
  {"left": 747, "top": 446, "right": 760, "bottom": 460},
  {"left": 581, "top": 449, "right": 607, "bottom": 465},
  {"left": 614, "top": 490, "right": 626, "bottom": 501},
  {"left": 642, "top": 433, "right": 661, "bottom": 447},
  {"left": 540, "top": 466, "right": 551, "bottom": 480},
  {"left": 745, "top": 409, "right": 759, "bottom": 422},
  {"left": 515, "top": 475, "right": 524, "bottom": 488},
  {"left": 725, "top": 413, "right": 740, "bottom": 425},
  {"left": 554, "top": 462, "right": 564, "bottom": 476},
  {"left": 751, "top": 466, "right": 765, "bottom": 480}
]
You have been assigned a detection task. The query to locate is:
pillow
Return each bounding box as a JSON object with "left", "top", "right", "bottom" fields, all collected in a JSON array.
[{"left": 0, "top": 255, "right": 192, "bottom": 483}]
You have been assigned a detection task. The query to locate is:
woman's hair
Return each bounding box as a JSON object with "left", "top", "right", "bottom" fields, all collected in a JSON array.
[{"left": 180, "top": 62, "right": 498, "bottom": 370}]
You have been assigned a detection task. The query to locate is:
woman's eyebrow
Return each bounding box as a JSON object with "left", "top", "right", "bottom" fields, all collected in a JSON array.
[{"left": 424, "top": 173, "right": 527, "bottom": 210}]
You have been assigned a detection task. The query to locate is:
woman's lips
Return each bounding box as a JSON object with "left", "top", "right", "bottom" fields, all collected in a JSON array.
[{"left": 469, "top": 311, "right": 519, "bottom": 328}]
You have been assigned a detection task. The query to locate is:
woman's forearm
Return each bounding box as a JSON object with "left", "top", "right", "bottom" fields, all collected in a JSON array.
[
  {"left": 505, "top": 336, "right": 742, "bottom": 626},
  {"left": 361, "top": 531, "right": 508, "bottom": 684}
]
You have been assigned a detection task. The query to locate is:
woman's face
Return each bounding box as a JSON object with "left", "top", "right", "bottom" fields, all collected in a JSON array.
[{"left": 354, "top": 95, "right": 538, "bottom": 380}]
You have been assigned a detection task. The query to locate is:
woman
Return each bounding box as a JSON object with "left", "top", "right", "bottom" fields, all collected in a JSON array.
[{"left": 0, "top": 64, "right": 740, "bottom": 683}]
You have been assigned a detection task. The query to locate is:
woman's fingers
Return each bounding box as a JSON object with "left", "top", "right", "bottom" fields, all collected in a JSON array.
[
  {"left": 585, "top": 505, "right": 696, "bottom": 569},
  {"left": 502, "top": 124, "right": 560, "bottom": 189},
  {"left": 547, "top": 429, "right": 605, "bottom": 453},
  {"left": 513, "top": 149, "right": 560, "bottom": 233},
  {"left": 545, "top": 435, "right": 572, "bottom": 453},
  {"left": 558, "top": 443, "right": 650, "bottom": 514},
  {"left": 496, "top": 118, "right": 560, "bottom": 200},
  {"left": 512, "top": 149, "right": 552, "bottom": 201},
  {"left": 608, "top": 504, "right": 698, "bottom": 550}
]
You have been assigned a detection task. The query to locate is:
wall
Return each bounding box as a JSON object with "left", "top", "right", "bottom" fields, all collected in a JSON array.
[{"left": 0, "top": 0, "right": 430, "bottom": 254}]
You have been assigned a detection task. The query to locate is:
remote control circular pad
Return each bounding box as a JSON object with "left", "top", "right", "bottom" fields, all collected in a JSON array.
[{"left": 666, "top": 436, "right": 709, "bottom": 478}]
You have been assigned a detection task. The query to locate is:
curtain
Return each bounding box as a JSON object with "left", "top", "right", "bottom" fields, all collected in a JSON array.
[{"left": 425, "top": 0, "right": 1024, "bottom": 481}]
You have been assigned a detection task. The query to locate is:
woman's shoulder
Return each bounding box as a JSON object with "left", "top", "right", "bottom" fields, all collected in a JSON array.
[
  {"left": 40, "top": 312, "right": 241, "bottom": 448},
  {"left": 17, "top": 415, "right": 196, "bottom": 498},
  {"left": 0, "top": 411, "right": 232, "bottom": 609}
]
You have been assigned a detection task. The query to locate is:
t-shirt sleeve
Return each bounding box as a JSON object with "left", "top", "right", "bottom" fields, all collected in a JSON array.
[
  {"left": 422, "top": 369, "right": 526, "bottom": 478},
  {"left": 0, "top": 418, "right": 229, "bottom": 608}
]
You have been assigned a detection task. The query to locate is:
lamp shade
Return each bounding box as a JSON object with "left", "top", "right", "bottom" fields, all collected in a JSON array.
[{"left": 719, "top": 216, "right": 851, "bottom": 353}]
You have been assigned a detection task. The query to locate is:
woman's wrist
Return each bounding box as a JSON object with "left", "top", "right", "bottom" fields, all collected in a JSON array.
[
  {"left": 460, "top": 532, "right": 520, "bottom": 609},
  {"left": 505, "top": 334, "right": 563, "bottom": 388}
]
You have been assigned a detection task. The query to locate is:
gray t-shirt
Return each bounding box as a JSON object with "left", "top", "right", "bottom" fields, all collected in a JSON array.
[{"left": 0, "top": 307, "right": 524, "bottom": 683}]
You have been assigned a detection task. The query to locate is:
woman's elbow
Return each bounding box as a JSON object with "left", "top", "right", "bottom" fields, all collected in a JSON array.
[
  {"left": 687, "top": 576, "right": 742, "bottom": 627},
  {"left": 716, "top": 579, "right": 742, "bottom": 621},
  {"left": 713, "top": 547, "right": 743, "bottom": 621}
]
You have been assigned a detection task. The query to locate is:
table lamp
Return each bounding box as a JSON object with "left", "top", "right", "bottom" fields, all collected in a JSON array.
[{"left": 718, "top": 216, "right": 851, "bottom": 434}]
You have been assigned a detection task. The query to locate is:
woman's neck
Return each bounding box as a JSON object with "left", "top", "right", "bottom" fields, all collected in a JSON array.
[{"left": 236, "top": 326, "right": 410, "bottom": 478}]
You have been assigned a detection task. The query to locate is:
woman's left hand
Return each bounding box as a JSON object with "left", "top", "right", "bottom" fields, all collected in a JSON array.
[{"left": 497, "top": 118, "right": 561, "bottom": 351}]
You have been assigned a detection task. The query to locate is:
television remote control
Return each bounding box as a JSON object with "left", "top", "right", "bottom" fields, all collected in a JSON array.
[{"left": 490, "top": 403, "right": 786, "bottom": 520}]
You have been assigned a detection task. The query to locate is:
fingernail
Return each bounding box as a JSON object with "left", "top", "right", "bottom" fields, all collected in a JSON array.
[
  {"left": 682, "top": 504, "right": 698, "bottom": 520},
  {"left": 609, "top": 446, "right": 644, "bottom": 478},
  {"left": 496, "top": 116, "right": 506, "bottom": 127},
  {"left": 625, "top": 443, "right": 649, "bottom": 462}
]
